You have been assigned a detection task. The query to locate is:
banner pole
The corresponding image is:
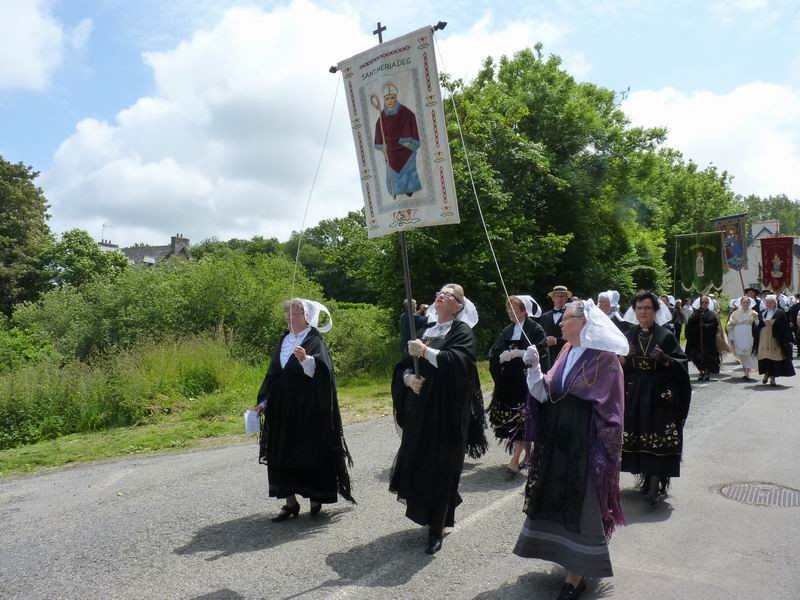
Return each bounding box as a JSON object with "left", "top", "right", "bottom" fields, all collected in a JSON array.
[
  {"left": 673, "top": 235, "right": 678, "bottom": 299},
  {"left": 370, "top": 21, "right": 421, "bottom": 375}
]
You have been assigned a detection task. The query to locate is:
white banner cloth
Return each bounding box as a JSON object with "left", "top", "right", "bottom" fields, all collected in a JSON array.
[{"left": 337, "top": 27, "right": 459, "bottom": 238}]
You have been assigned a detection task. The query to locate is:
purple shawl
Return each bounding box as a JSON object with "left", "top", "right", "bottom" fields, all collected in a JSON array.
[{"left": 527, "top": 343, "right": 626, "bottom": 539}]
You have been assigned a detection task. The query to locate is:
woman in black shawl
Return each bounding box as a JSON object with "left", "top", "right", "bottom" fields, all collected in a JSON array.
[
  {"left": 252, "top": 299, "right": 354, "bottom": 522},
  {"left": 488, "top": 295, "right": 550, "bottom": 475},
  {"left": 754, "top": 294, "right": 796, "bottom": 386},
  {"left": 390, "top": 283, "right": 487, "bottom": 554},
  {"left": 684, "top": 295, "right": 721, "bottom": 381},
  {"left": 621, "top": 291, "right": 692, "bottom": 505}
]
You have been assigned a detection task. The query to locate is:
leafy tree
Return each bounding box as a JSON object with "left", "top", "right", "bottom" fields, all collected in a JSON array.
[
  {"left": 192, "top": 235, "right": 283, "bottom": 261},
  {"left": 0, "top": 156, "right": 53, "bottom": 316},
  {"left": 44, "top": 229, "right": 130, "bottom": 287},
  {"left": 733, "top": 193, "right": 800, "bottom": 237}
]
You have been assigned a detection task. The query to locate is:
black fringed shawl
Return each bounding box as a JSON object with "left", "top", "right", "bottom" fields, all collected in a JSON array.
[{"left": 257, "top": 327, "right": 355, "bottom": 504}]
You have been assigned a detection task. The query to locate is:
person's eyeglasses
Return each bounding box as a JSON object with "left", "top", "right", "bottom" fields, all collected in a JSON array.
[
  {"left": 635, "top": 306, "right": 654, "bottom": 312},
  {"left": 436, "top": 291, "right": 456, "bottom": 300},
  {"left": 561, "top": 315, "right": 583, "bottom": 323}
]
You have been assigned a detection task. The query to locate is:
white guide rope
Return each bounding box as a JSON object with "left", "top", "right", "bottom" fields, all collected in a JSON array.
[
  {"left": 290, "top": 76, "right": 341, "bottom": 299},
  {"left": 433, "top": 35, "right": 533, "bottom": 346}
]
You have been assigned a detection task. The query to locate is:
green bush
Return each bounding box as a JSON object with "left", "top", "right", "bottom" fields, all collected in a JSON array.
[
  {"left": 13, "top": 253, "right": 322, "bottom": 361},
  {"left": 0, "top": 324, "right": 56, "bottom": 372},
  {"left": 326, "top": 302, "right": 396, "bottom": 376},
  {"left": 0, "top": 337, "right": 259, "bottom": 450}
]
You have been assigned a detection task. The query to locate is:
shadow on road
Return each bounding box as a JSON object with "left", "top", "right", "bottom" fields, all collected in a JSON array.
[
  {"left": 743, "top": 383, "right": 792, "bottom": 392},
  {"left": 458, "top": 463, "right": 528, "bottom": 494},
  {"left": 189, "top": 589, "right": 245, "bottom": 600},
  {"left": 472, "top": 569, "right": 615, "bottom": 600},
  {"left": 620, "top": 488, "right": 674, "bottom": 524},
  {"left": 283, "top": 528, "right": 433, "bottom": 598},
  {"left": 174, "top": 507, "right": 353, "bottom": 561}
]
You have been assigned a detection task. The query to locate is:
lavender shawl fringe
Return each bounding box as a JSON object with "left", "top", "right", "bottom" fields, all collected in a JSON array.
[{"left": 525, "top": 344, "right": 627, "bottom": 539}]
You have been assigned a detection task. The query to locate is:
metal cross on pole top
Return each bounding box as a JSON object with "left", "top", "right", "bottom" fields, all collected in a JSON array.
[{"left": 373, "top": 21, "right": 387, "bottom": 43}]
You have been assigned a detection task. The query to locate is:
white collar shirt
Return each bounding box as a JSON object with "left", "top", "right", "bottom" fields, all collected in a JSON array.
[{"left": 280, "top": 326, "right": 312, "bottom": 368}]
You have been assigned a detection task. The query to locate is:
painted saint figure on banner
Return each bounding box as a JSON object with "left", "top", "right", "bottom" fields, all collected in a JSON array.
[
  {"left": 696, "top": 251, "right": 705, "bottom": 278},
  {"left": 373, "top": 83, "right": 422, "bottom": 198},
  {"left": 771, "top": 254, "right": 783, "bottom": 278},
  {"left": 724, "top": 228, "right": 744, "bottom": 268}
]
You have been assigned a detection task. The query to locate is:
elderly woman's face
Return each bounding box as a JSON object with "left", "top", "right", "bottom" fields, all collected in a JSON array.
[
  {"left": 559, "top": 307, "right": 586, "bottom": 345},
  {"left": 700, "top": 296, "right": 711, "bottom": 309},
  {"left": 635, "top": 298, "right": 657, "bottom": 328},
  {"left": 506, "top": 301, "right": 527, "bottom": 323},
  {"left": 286, "top": 305, "right": 308, "bottom": 332},
  {"left": 598, "top": 296, "right": 612, "bottom": 314},
  {"left": 434, "top": 287, "right": 461, "bottom": 320},
  {"left": 741, "top": 297, "right": 751, "bottom": 310},
  {"left": 766, "top": 298, "right": 777, "bottom": 310}
]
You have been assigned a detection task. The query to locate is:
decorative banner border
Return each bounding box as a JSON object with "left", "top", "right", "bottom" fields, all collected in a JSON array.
[
  {"left": 676, "top": 232, "right": 725, "bottom": 295},
  {"left": 710, "top": 213, "right": 747, "bottom": 271},
  {"left": 337, "top": 27, "right": 460, "bottom": 238},
  {"left": 760, "top": 236, "right": 794, "bottom": 292}
]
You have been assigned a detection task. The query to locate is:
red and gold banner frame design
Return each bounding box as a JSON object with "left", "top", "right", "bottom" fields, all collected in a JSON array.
[{"left": 760, "top": 236, "right": 794, "bottom": 291}]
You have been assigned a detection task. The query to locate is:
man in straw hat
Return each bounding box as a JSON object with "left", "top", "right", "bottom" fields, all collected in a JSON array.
[{"left": 539, "top": 285, "right": 572, "bottom": 370}]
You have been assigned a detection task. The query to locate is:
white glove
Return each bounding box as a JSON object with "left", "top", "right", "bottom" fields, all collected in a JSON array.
[
  {"left": 403, "top": 372, "right": 425, "bottom": 395},
  {"left": 407, "top": 339, "right": 427, "bottom": 358},
  {"left": 522, "top": 345, "right": 540, "bottom": 368},
  {"left": 499, "top": 350, "right": 512, "bottom": 363}
]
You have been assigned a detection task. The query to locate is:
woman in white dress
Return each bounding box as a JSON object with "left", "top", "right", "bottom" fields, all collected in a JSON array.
[{"left": 726, "top": 296, "right": 759, "bottom": 380}]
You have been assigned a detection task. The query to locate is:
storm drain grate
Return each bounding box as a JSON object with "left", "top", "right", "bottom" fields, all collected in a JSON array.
[{"left": 719, "top": 483, "right": 800, "bottom": 507}]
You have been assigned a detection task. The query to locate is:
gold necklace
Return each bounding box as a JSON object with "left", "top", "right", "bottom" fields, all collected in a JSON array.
[{"left": 638, "top": 329, "right": 653, "bottom": 356}]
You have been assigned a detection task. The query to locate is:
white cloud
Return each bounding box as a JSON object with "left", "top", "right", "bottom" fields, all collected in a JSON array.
[
  {"left": 42, "top": 1, "right": 591, "bottom": 246},
  {"left": 0, "top": 1, "right": 91, "bottom": 91},
  {"left": 623, "top": 82, "right": 800, "bottom": 198},
  {"left": 437, "top": 13, "right": 589, "bottom": 82},
  {"left": 42, "top": 1, "right": 372, "bottom": 246}
]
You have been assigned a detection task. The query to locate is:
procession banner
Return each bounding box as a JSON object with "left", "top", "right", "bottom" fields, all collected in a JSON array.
[
  {"left": 676, "top": 232, "right": 725, "bottom": 294},
  {"left": 337, "top": 27, "right": 459, "bottom": 238},
  {"left": 760, "top": 236, "right": 794, "bottom": 291},
  {"left": 711, "top": 213, "right": 747, "bottom": 271}
]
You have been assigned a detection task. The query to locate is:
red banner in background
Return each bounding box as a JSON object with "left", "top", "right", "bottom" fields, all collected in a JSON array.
[{"left": 760, "top": 236, "right": 794, "bottom": 291}]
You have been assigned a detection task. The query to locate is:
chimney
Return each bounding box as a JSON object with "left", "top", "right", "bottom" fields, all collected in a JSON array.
[{"left": 170, "top": 233, "right": 190, "bottom": 257}]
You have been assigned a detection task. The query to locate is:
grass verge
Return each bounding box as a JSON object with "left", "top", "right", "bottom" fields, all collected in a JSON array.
[{"left": 0, "top": 363, "right": 460, "bottom": 478}]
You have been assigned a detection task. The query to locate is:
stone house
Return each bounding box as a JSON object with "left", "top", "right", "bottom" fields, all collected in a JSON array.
[{"left": 97, "top": 234, "right": 191, "bottom": 266}]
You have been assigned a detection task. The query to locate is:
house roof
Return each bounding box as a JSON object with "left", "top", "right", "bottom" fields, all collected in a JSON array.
[
  {"left": 752, "top": 226, "right": 777, "bottom": 240},
  {"left": 121, "top": 245, "right": 173, "bottom": 264}
]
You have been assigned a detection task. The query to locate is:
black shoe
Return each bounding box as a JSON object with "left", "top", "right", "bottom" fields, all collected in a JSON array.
[
  {"left": 762, "top": 375, "right": 769, "bottom": 384},
  {"left": 425, "top": 532, "right": 443, "bottom": 555},
  {"left": 645, "top": 475, "right": 661, "bottom": 506},
  {"left": 271, "top": 503, "right": 300, "bottom": 522},
  {"left": 697, "top": 373, "right": 705, "bottom": 381},
  {"left": 556, "top": 578, "right": 586, "bottom": 600},
  {"left": 310, "top": 501, "right": 322, "bottom": 517},
  {"left": 770, "top": 378, "right": 777, "bottom": 387}
]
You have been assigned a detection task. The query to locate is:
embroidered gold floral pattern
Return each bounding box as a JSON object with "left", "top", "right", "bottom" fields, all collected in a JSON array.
[{"left": 623, "top": 422, "right": 681, "bottom": 453}]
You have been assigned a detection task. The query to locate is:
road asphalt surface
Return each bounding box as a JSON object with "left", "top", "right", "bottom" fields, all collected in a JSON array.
[{"left": 2, "top": 356, "right": 799, "bottom": 599}]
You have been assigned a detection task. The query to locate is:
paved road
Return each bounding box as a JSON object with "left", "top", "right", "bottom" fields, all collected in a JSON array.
[{"left": 2, "top": 357, "right": 799, "bottom": 600}]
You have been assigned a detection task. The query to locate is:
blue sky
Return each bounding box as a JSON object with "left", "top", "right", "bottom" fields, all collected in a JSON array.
[{"left": 1, "top": 0, "right": 798, "bottom": 245}]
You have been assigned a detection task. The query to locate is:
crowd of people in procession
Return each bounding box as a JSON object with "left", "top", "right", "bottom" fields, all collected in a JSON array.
[{"left": 250, "top": 284, "right": 799, "bottom": 600}]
